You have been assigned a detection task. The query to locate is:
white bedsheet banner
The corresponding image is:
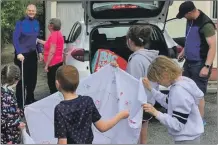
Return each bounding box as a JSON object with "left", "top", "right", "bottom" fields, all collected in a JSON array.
[
  {"left": 24, "top": 65, "right": 147, "bottom": 144},
  {"left": 21, "top": 128, "right": 36, "bottom": 144}
]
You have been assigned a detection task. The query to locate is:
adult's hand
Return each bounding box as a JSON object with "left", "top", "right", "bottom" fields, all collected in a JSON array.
[
  {"left": 38, "top": 53, "right": 43, "bottom": 62},
  {"left": 44, "top": 65, "right": 49, "bottom": 73},
  {"left": 177, "top": 48, "right": 185, "bottom": 62},
  {"left": 17, "top": 54, "right": 25, "bottom": 62},
  {"left": 37, "top": 38, "right": 46, "bottom": 45},
  {"left": 177, "top": 51, "right": 184, "bottom": 59},
  {"left": 199, "top": 67, "right": 209, "bottom": 77}
]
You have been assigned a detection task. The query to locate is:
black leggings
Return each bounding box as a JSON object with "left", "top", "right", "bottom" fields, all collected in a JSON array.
[{"left": 47, "top": 62, "right": 63, "bottom": 94}]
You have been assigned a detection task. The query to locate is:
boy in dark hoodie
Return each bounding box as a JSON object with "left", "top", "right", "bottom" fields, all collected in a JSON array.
[{"left": 111, "top": 25, "right": 159, "bottom": 144}]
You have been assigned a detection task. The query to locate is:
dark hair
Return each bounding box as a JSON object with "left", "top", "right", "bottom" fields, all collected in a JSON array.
[
  {"left": 126, "top": 25, "right": 152, "bottom": 47},
  {"left": 49, "top": 18, "right": 61, "bottom": 31},
  {"left": 56, "top": 65, "right": 79, "bottom": 93},
  {"left": 1, "top": 64, "right": 20, "bottom": 86}
]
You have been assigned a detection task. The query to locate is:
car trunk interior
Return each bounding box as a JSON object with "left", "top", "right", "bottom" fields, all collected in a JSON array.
[{"left": 89, "top": 24, "right": 169, "bottom": 73}]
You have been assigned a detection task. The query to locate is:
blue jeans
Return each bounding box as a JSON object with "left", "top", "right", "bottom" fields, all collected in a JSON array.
[{"left": 183, "top": 60, "right": 212, "bottom": 95}]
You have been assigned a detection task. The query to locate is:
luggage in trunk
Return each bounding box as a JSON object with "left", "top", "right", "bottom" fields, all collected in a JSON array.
[{"left": 91, "top": 49, "right": 127, "bottom": 72}]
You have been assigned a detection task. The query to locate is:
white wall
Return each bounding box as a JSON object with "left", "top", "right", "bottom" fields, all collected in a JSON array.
[
  {"left": 56, "top": 2, "right": 84, "bottom": 37},
  {"left": 166, "top": 1, "right": 217, "bottom": 67},
  {"left": 45, "top": 1, "right": 57, "bottom": 39},
  {"left": 166, "top": 1, "right": 212, "bottom": 38}
]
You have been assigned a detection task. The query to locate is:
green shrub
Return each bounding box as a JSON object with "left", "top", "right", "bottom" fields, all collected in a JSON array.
[{"left": 1, "top": 0, "right": 44, "bottom": 49}]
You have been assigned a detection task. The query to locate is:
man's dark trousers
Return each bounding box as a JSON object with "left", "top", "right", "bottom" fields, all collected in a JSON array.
[
  {"left": 183, "top": 60, "right": 212, "bottom": 95},
  {"left": 14, "top": 51, "right": 38, "bottom": 109}
]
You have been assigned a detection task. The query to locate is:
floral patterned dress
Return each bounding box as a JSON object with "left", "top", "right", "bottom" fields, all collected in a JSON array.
[{"left": 1, "top": 86, "right": 24, "bottom": 144}]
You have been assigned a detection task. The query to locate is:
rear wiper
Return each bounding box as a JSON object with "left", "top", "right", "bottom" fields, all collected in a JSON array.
[
  {"left": 110, "top": 21, "right": 119, "bottom": 24},
  {"left": 129, "top": 20, "right": 138, "bottom": 24}
]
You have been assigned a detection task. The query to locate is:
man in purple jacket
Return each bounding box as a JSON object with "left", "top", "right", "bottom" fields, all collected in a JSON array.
[
  {"left": 13, "top": 4, "right": 43, "bottom": 109},
  {"left": 177, "top": 1, "right": 216, "bottom": 125}
]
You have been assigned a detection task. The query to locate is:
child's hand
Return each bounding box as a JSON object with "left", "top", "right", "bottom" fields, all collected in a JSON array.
[
  {"left": 118, "top": 110, "right": 129, "bottom": 119},
  {"left": 18, "top": 122, "right": 26, "bottom": 129},
  {"left": 143, "top": 104, "right": 159, "bottom": 117},
  {"left": 142, "top": 78, "right": 152, "bottom": 91},
  {"left": 110, "top": 61, "right": 119, "bottom": 68}
]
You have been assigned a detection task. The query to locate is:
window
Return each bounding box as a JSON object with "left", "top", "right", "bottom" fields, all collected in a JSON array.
[
  {"left": 68, "top": 22, "right": 82, "bottom": 43},
  {"left": 91, "top": 1, "right": 165, "bottom": 19},
  {"left": 212, "top": 0, "right": 217, "bottom": 19},
  {"left": 98, "top": 27, "right": 129, "bottom": 38}
]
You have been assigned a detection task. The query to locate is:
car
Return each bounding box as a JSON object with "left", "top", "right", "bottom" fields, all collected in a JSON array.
[{"left": 63, "top": 1, "right": 185, "bottom": 91}]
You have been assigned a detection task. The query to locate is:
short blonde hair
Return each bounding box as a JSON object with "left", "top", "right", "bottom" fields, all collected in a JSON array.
[{"left": 147, "top": 56, "right": 183, "bottom": 82}]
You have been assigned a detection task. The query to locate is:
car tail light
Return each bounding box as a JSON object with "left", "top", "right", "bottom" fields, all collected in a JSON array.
[
  {"left": 112, "top": 4, "right": 138, "bottom": 9},
  {"left": 71, "top": 48, "right": 89, "bottom": 62}
]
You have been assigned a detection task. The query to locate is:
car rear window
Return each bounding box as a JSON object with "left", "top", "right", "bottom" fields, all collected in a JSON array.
[{"left": 91, "top": 1, "right": 165, "bottom": 19}]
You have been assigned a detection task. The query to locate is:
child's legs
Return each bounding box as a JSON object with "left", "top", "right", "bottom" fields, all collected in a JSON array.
[
  {"left": 139, "top": 112, "right": 153, "bottom": 144},
  {"left": 174, "top": 136, "right": 201, "bottom": 144},
  {"left": 139, "top": 121, "right": 149, "bottom": 144},
  {"left": 198, "top": 98, "right": 205, "bottom": 118}
]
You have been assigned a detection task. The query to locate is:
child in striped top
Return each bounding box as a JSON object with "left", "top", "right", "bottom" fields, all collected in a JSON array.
[{"left": 142, "top": 56, "right": 204, "bottom": 144}]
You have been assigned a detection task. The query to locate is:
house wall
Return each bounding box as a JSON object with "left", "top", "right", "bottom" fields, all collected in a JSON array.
[
  {"left": 56, "top": 2, "right": 84, "bottom": 37},
  {"left": 45, "top": 1, "right": 57, "bottom": 39},
  {"left": 166, "top": 1, "right": 217, "bottom": 67},
  {"left": 166, "top": 1, "right": 212, "bottom": 38}
]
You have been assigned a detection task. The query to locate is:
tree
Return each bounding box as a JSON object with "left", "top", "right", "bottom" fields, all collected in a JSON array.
[{"left": 1, "top": 0, "right": 44, "bottom": 49}]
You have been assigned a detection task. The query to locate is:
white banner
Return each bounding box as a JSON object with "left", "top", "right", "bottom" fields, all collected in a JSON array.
[
  {"left": 25, "top": 65, "right": 147, "bottom": 144},
  {"left": 21, "top": 128, "right": 36, "bottom": 144}
]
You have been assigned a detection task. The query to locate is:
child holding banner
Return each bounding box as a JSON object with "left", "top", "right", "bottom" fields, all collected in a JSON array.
[
  {"left": 142, "top": 56, "right": 204, "bottom": 144},
  {"left": 111, "top": 25, "right": 159, "bottom": 144},
  {"left": 1, "top": 65, "right": 26, "bottom": 144},
  {"left": 54, "top": 65, "right": 129, "bottom": 144}
]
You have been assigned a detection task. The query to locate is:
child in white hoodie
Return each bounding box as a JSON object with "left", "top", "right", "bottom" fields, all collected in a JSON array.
[{"left": 142, "top": 56, "right": 204, "bottom": 144}]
